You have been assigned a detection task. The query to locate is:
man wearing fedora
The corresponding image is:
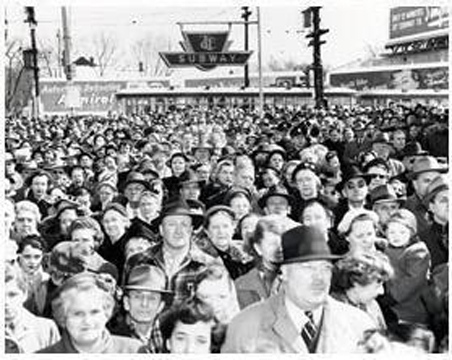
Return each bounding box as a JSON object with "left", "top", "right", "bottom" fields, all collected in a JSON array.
[
  {"left": 109, "top": 265, "right": 171, "bottom": 345},
  {"left": 222, "top": 225, "right": 375, "bottom": 353},
  {"left": 258, "top": 185, "right": 293, "bottom": 217},
  {"left": 371, "top": 132, "right": 405, "bottom": 178},
  {"left": 405, "top": 156, "right": 448, "bottom": 234},
  {"left": 126, "top": 199, "right": 210, "bottom": 305},
  {"left": 419, "top": 174, "right": 449, "bottom": 270},
  {"left": 369, "top": 184, "right": 404, "bottom": 235},
  {"left": 333, "top": 165, "right": 370, "bottom": 228}
]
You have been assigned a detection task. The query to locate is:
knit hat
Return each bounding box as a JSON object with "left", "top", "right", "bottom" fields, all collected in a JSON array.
[{"left": 386, "top": 209, "right": 417, "bottom": 235}]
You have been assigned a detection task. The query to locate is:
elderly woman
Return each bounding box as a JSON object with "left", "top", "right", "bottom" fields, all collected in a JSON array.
[
  {"left": 194, "top": 262, "right": 240, "bottom": 324},
  {"left": 37, "top": 273, "right": 141, "bottom": 353},
  {"left": 158, "top": 297, "right": 226, "bottom": 353},
  {"left": 17, "top": 235, "right": 50, "bottom": 316},
  {"left": 337, "top": 209, "right": 386, "bottom": 254},
  {"left": 198, "top": 205, "right": 254, "bottom": 280},
  {"left": 235, "top": 214, "right": 298, "bottom": 310},
  {"left": 331, "top": 251, "right": 394, "bottom": 331}
]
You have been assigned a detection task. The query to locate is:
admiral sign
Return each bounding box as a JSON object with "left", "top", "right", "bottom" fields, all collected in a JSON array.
[{"left": 160, "top": 30, "right": 252, "bottom": 70}]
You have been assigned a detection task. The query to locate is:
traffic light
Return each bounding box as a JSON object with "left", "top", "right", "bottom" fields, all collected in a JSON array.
[
  {"left": 24, "top": 7, "right": 37, "bottom": 25},
  {"left": 241, "top": 6, "right": 252, "bottom": 20},
  {"left": 302, "top": 8, "right": 312, "bottom": 28}
]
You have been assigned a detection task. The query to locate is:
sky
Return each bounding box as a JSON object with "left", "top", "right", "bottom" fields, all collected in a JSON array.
[{"left": 3, "top": 0, "right": 448, "bottom": 78}]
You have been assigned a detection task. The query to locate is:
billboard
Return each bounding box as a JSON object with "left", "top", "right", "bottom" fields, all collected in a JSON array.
[
  {"left": 40, "top": 79, "right": 169, "bottom": 114},
  {"left": 329, "top": 66, "right": 448, "bottom": 91},
  {"left": 389, "top": 7, "right": 449, "bottom": 41}
]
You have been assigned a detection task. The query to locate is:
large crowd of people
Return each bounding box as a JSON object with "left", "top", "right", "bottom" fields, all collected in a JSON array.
[{"left": 4, "top": 102, "right": 449, "bottom": 353}]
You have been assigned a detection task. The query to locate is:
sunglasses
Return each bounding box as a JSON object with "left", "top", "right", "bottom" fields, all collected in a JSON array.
[{"left": 346, "top": 180, "right": 367, "bottom": 190}]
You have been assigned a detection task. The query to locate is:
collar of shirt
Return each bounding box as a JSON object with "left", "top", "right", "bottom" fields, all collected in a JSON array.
[
  {"left": 126, "top": 203, "right": 140, "bottom": 220},
  {"left": 284, "top": 294, "right": 323, "bottom": 333}
]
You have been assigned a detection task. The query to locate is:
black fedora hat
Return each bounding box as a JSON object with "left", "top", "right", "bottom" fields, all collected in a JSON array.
[
  {"left": 338, "top": 164, "right": 371, "bottom": 191},
  {"left": 124, "top": 171, "right": 152, "bottom": 191},
  {"left": 258, "top": 185, "right": 292, "bottom": 209},
  {"left": 280, "top": 225, "right": 342, "bottom": 265},
  {"left": 157, "top": 198, "right": 204, "bottom": 228}
]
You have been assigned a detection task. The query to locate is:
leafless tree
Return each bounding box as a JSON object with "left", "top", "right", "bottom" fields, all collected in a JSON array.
[
  {"left": 38, "top": 37, "right": 60, "bottom": 78},
  {"left": 90, "top": 32, "right": 120, "bottom": 77},
  {"left": 132, "top": 33, "right": 173, "bottom": 77}
]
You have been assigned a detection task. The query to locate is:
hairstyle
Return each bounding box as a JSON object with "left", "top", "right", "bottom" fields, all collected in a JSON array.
[
  {"left": 51, "top": 273, "right": 115, "bottom": 328},
  {"left": 73, "top": 187, "right": 92, "bottom": 198},
  {"left": 68, "top": 216, "right": 104, "bottom": 249},
  {"left": 344, "top": 213, "right": 378, "bottom": 237},
  {"left": 247, "top": 215, "right": 294, "bottom": 259},
  {"left": 139, "top": 190, "right": 160, "bottom": 203},
  {"left": 204, "top": 207, "right": 235, "bottom": 229},
  {"left": 300, "top": 198, "right": 334, "bottom": 224},
  {"left": 194, "top": 262, "right": 234, "bottom": 294},
  {"left": 214, "top": 160, "right": 235, "bottom": 181},
  {"left": 17, "top": 234, "right": 47, "bottom": 253},
  {"left": 15, "top": 200, "right": 41, "bottom": 223},
  {"left": 160, "top": 297, "right": 226, "bottom": 353},
  {"left": 332, "top": 252, "right": 394, "bottom": 291}
]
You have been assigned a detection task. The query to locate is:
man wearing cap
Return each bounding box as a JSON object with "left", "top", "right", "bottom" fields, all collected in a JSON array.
[
  {"left": 121, "top": 172, "right": 152, "bottom": 220},
  {"left": 370, "top": 184, "right": 404, "bottom": 234},
  {"left": 405, "top": 156, "right": 448, "bottom": 234},
  {"left": 109, "top": 265, "right": 171, "bottom": 344},
  {"left": 222, "top": 225, "right": 375, "bottom": 353},
  {"left": 127, "top": 199, "right": 210, "bottom": 304},
  {"left": 419, "top": 174, "right": 449, "bottom": 270}
]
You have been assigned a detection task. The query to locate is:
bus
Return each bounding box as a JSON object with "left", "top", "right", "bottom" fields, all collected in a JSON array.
[{"left": 115, "top": 87, "right": 356, "bottom": 114}]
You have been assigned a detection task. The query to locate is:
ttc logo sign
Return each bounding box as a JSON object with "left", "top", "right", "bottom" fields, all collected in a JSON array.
[{"left": 160, "top": 30, "right": 252, "bottom": 71}]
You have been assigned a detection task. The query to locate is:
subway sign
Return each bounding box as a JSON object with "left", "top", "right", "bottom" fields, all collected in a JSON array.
[{"left": 160, "top": 30, "right": 252, "bottom": 71}]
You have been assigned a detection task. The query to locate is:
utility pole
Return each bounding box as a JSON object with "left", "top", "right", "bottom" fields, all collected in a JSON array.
[
  {"left": 242, "top": 6, "right": 252, "bottom": 88},
  {"left": 24, "top": 7, "right": 40, "bottom": 118},
  {"left": 257, "top": 7, "right": 263, "bottom": 119},
  {"left": 305, "top": 7, "right": 329, "bottom": 109},
  {"left": 61, "top": 6, "right": 73, "bottom": 81}
]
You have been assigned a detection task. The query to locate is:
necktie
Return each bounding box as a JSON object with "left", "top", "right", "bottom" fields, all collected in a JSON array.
[{"left": 301, "top": 311, "right": 317, "bottom": 352}]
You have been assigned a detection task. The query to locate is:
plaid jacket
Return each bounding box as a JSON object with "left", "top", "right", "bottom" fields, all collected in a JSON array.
[{"left": 127, "top": 242, "right": 210, "bottom": 304}]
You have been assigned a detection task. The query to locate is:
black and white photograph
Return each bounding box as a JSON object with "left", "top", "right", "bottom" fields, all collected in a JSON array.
[{"left": 3, "top": 0, "right": 449, "bottom": 354}]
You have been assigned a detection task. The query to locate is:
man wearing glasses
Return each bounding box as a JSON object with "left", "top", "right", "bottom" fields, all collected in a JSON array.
[
  {"left": 363, "top": 158, "right": 390, "bottom": 192},
  {"left": 333, "top": 165, "right": 371, "bottom": 228}
]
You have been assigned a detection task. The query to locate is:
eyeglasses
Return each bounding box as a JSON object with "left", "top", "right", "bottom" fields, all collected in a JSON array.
[
  {"left": 369, "top": 174, "right": 388, "bottom": 180},
  {"left": 346, "top": 180, "right": 367, "bottom": 190}
]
